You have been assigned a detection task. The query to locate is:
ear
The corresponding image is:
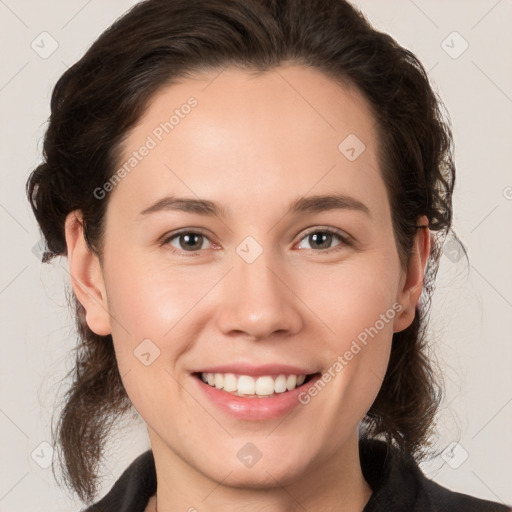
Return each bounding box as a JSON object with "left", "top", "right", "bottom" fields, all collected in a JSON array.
[
  {"left": 64, "top": 211, "right": 111, "bottom": 336},
  {"left": 393, "top": 215, "right": 431, "bottom": 333}
]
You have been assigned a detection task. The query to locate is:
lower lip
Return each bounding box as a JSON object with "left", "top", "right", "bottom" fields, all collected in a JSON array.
[{"left": 192, "top": 373, "right": 322, "bottom": 420}]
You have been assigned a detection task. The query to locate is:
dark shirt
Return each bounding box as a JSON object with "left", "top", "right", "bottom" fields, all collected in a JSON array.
[{"left": 84, "top": 439, "right": 511, "bottom": 511}]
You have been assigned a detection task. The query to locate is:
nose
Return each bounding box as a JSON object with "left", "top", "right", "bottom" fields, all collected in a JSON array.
[{"left": 215, "top": 251, "right": 303, "bottom": 341}]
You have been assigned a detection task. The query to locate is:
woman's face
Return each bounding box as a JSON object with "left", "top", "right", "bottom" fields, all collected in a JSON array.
[{"left": 69, "top": 64, "right": 426, "bottom": 488}]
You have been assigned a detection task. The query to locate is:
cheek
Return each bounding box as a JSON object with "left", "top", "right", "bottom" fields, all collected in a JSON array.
[
  {"left": 102, "top": 261, "right": 194, "bottom": 419},
  {"left": 104, "top": 256, "right": 204, "bottom": 334},
  {"left": 304, "top": 285, "right": 396, "bottom": 434},
  {"left": 301, "top": 251, "right": 402, "bottom": 341},
  {"left": 103, "top": 256, "right": 223, "bottom": 380},
  {"left": 300, "top": 254, "right": 400, "bottom": 402}
]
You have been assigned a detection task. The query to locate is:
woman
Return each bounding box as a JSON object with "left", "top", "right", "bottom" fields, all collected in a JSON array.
[{"left": 26, "top": 0, "right": 511, "bottom": 510}]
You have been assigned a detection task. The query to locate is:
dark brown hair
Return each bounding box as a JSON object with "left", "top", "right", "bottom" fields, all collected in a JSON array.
[{"left": 26, "top": 0, "right": 454, "bottom": 503}]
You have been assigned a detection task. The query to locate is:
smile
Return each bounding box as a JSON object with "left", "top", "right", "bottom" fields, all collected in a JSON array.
[
  {"left": 192, "top": 371, "right": 323, "bottom": 420},
  {"left": 198, "top": 372, "right": 315, "bottom": 397}
]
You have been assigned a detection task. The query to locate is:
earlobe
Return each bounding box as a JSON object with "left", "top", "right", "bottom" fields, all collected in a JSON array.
[
  {"left": 393, "top": 216, "right": 431, "bottom": 333},
  {"left": 64, "top": 211, "right": 111, "bottom": 336}
]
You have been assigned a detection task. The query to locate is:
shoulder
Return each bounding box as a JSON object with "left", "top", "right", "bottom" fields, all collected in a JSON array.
[
  {"left": 82, "top": 450, "right": 156, "bottom": 512},
  {"left": 360, "top": 439, "right": 511, "bottom": 512},
  {"left": 82, "top": 442, "right": 511, "bottom": 512},
  {"left": 421, "top": 476, "right": 511, "bottom": 512}
]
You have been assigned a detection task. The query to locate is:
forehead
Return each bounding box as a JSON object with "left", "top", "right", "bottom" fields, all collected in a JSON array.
[
  {"left": 111, "top": 64, "right": 386, "bottom": 220},
  {"left": 127, "top": 64, "right": 379, "bottom": 151}
]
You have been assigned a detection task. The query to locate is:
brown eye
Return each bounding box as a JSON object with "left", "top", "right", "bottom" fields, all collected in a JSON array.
[
  {"left": 307, "top": 232, "right": 335, "bottom": 250},
  {"left": 296, "top": 228, "right": 350, "bottom": 254},
  {"left": 164, "top": 231, "right": 212, "bottom": 253}
]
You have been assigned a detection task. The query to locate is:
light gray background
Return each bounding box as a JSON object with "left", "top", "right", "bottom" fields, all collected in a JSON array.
[{"left": 1, "top": 0, "right": 511, "bottom": 510}]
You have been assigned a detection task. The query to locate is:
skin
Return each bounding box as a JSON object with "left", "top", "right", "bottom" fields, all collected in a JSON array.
[{"left": 64, "top": 64, "right": 430, "bottom": 512}]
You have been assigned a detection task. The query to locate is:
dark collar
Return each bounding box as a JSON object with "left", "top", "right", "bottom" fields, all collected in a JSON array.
[
  {"left": 360, "top": 438, "right": 510, "bottom": 511},
  {"left": 85, "top": 438, "right": 510, "bottom": 511}
]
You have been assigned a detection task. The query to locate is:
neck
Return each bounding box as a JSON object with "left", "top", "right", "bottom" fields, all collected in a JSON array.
[{"left": 147, "top": 430, "right": 372, "bottom": 512}]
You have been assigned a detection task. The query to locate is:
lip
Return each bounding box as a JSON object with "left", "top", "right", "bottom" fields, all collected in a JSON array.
[
  {"left": 192, "top": 363, "right": 316, "bottom": 378},
  {"left": 192, "top": 372, "right": 322, "bottom": 421}
]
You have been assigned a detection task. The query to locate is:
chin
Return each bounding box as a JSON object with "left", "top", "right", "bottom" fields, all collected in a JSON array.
[
  {"left": 199, "top": 448, "right": 311, "bottom": 490},
  {"left": 217, "top": 464, "right": 305, "bottom": 490}
]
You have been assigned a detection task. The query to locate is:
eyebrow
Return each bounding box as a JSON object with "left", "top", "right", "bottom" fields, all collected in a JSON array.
[{"left": 139, "top": 193, "right": 371, "bottom": 218}]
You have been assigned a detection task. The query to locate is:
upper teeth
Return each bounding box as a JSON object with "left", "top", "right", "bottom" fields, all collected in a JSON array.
[{"left": 200, "top": 373, "right": 307, "bottom": 396}]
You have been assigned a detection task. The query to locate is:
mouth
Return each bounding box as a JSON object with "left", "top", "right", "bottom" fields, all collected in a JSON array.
[{"left": 192, "top": 371, "right": 321, "bottom": 398}]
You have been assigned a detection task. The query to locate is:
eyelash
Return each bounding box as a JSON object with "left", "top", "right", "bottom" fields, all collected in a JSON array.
[{"left": 160, "top": 227, "right": 352, "bottom": 257}]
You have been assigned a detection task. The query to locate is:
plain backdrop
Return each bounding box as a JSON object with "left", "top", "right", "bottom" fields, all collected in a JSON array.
[{"left": 0, "top": 0, "right": 511, "bottom": 510}]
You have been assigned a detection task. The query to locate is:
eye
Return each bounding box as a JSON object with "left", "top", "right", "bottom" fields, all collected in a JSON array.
[
  {"left": 162, "top": 230, "right": 214, "bottom": 254},
  {"left": 296, "top": 227, "right": 351, "bottom": 254},
  {"left": 160, "top": 227, "right": 352, "bottom": 256}
]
